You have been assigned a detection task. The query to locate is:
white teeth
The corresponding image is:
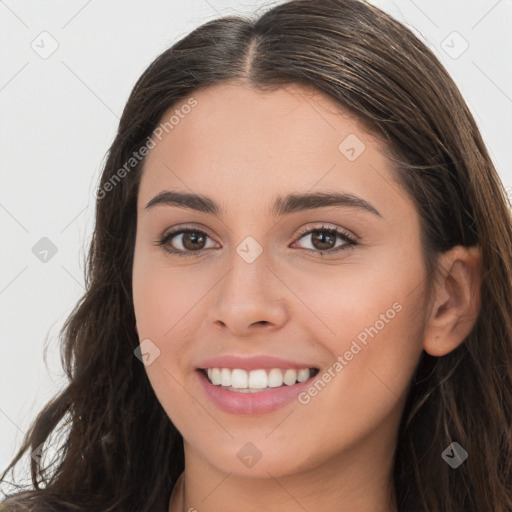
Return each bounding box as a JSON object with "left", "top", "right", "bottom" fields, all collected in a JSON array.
[
  {"left": 248, "top": 369, "right": 268, "bottom": 389},
  {"left": 267, "top": 368, "right": 283, "bottom": 388},
  {"left": 283, "top": 369, "right": 297, "bottom": 385},
  {"left": 204, "top": 367, "right": 314, "bottom": 390},
  {"left": 210, "top": 368, "right": 222, "bottom": 385},
  {"left": 297, "top": 368, "right": 309, "bottom": 382},
  {"left": 231, "top": 369, "right": 248, "bottom": 389},
  {"left": 221, "top": 368, "right": 231, "bottom": 387}
]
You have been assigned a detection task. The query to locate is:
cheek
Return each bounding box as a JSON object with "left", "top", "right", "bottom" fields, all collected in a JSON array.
[
  {"left": 286, "top": 298, "right": 422, "bottom": 469},
  {"left": 133, "top": 272, "right": 176, "bottom": 337},
  {"left": 132, "top": 252, "right": 206, "bottom": 340},
  {"left": 132, "top": 257, "right": 203, "bottom": 428},
  {"left": 132, "top": 256, "right": 196, "bottom": 411},
  {"left": 288, "top": 254, "right": 424, "bottom": 408},
  {"left": 284, "top": 258, "right": 408, "bottom": 351}
]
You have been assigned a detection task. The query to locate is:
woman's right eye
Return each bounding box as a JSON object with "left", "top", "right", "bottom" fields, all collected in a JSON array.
[{"left": 155, "top": 227, "right": 217, "bottom": 257}]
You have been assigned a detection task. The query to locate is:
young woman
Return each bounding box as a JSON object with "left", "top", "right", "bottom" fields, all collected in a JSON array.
[{"left": 2, "top": 0, "right": 512, "bottom": 511}]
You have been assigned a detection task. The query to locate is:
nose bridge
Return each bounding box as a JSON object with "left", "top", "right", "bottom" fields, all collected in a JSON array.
[
  {"left": 223, "top": 236, "right": 272, "bottom": 303},
  {"left": 209, "top": 234, "right": 287, "bottom": 332}
]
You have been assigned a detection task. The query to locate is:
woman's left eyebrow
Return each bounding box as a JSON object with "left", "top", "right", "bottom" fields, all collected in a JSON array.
[{"left": 144, "top": 189, "right": 383, "bottom": 219}]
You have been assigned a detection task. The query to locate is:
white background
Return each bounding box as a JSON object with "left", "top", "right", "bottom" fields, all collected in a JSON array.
[{"left": 1, "top": 0, "right": 511, "bottom": 488}]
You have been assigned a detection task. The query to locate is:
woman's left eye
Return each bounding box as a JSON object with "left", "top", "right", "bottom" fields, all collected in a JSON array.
[
  {"left": 292, "top": 225, "right": 358, "bottom": 255},
  {"left": 154, "top": 224, "right": 358, "bottom": 257}
]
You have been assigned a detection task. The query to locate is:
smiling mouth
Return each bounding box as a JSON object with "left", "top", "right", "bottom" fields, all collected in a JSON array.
[{"left": 199, "top": 367, "right": 320, "bottom": 392}]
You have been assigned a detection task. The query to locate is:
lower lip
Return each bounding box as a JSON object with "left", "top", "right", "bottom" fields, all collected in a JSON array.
[{"left": 197, "top": 370, "right": 314, "bottom": 415}]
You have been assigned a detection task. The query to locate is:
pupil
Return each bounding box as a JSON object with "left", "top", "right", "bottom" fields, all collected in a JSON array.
[
  {"left": 313, "top": 231, "right": 334, "bottom": 250},
  {"left": 183, "top": 232, "right": 205, "bottom": 250}
]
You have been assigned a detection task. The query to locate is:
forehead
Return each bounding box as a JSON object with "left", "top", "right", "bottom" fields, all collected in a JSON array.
[
  {"left": 137, "top": 82, "right": 401, "bottom": 215},
  {"left": 146, "top": 82, "right": 365, "bottom": 153}
]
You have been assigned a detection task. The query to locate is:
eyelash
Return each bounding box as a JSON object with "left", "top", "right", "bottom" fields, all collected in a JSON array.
[{"left": 154, "top": 224, "right": 358, "bottom": 258}]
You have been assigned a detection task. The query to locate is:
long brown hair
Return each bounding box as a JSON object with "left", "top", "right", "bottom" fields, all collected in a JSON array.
[{"left": 2, "top": 1, "right": 512, "bottom": 510}]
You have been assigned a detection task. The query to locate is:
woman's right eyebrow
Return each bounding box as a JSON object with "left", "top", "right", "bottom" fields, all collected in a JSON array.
[{"left": 144, "top": 189, "right": 383, "bottom": 219}]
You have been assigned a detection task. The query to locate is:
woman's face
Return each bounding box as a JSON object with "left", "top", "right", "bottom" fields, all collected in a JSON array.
[{"left": 132, "top": 82, "right": 429, "bottom": 480}]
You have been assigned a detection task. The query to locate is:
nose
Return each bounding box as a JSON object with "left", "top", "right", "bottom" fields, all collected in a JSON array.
[{"left": 208, "top": 249, "right": 288, "bottom": 337}]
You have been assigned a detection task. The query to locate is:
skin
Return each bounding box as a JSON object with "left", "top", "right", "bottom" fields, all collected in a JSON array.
[{"left": 132, "top": 82, "right": 482, "bottom": 512}]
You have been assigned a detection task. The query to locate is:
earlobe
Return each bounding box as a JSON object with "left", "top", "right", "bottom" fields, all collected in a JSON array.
[{"left": 422, "top": 245, "right": 482, "bottom": 357}]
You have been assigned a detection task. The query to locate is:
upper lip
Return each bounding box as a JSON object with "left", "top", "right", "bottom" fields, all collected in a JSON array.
[{"left": 196, "top": 355, "right": 318, "bottom": 371}]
